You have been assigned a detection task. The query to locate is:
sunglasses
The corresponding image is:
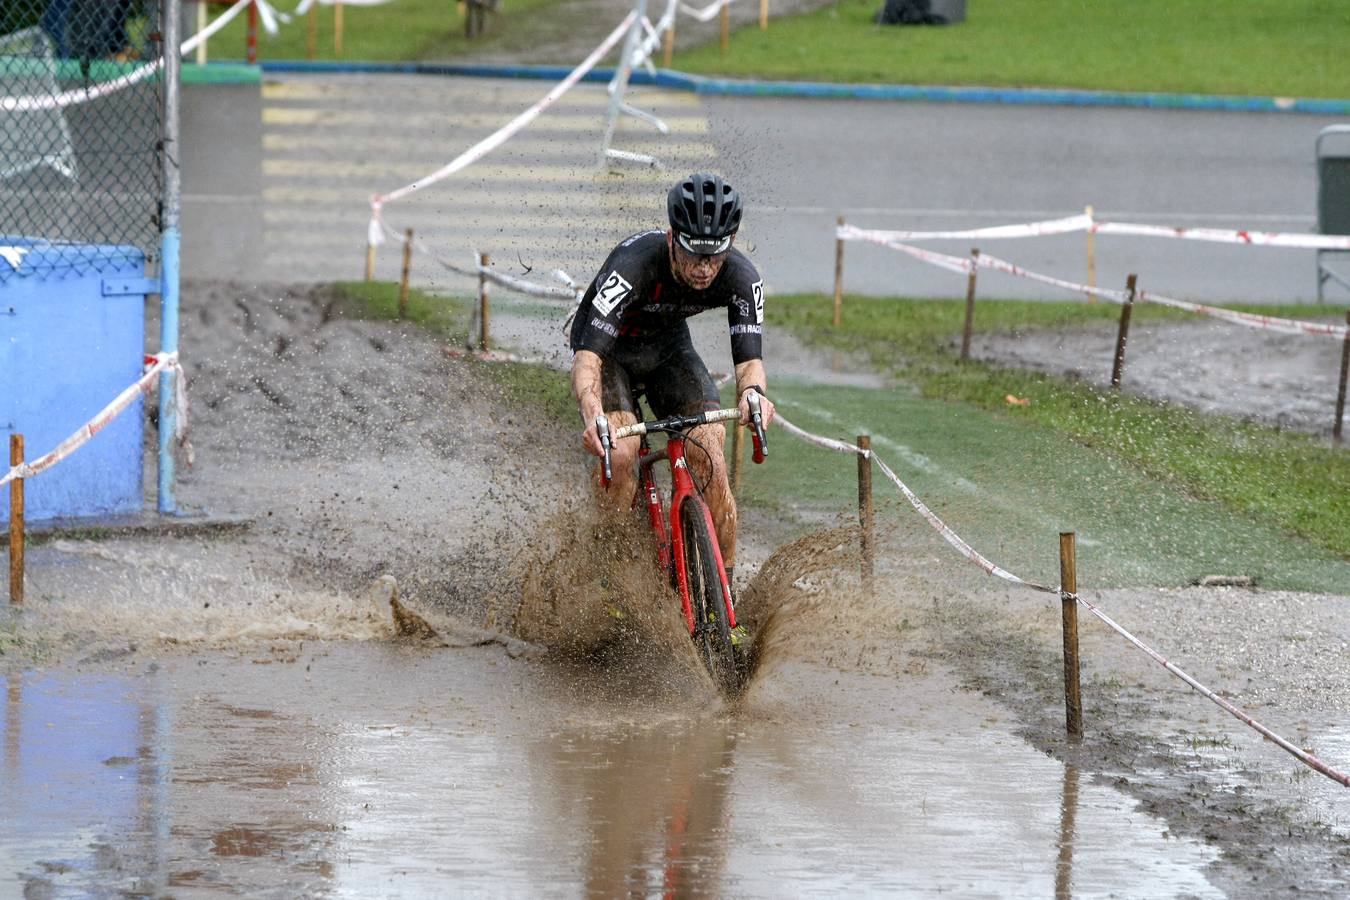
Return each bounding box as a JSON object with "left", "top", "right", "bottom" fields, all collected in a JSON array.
[{"left": 675, "top": 232, "right": 732, "bottom": 257}]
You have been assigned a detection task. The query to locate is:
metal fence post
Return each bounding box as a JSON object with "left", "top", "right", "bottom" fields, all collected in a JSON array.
[{"left": 158, "top": 0, "right": 182, "bottom": 515}]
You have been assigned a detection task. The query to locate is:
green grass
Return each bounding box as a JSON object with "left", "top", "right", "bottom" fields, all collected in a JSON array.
[
  {"left": 676, "top": 0, "right": 1350, "bottom": 99},
  {"left": 765, "top": 295, "right": 1350, "bottom": 572},
  {"left": 206, "top": 0, "right": 561, "bottom": 63}
]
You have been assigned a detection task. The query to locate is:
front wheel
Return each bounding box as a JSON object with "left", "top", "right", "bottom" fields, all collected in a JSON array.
[{"left": 680, "top": 500, "right": 741, "bottom": 696}]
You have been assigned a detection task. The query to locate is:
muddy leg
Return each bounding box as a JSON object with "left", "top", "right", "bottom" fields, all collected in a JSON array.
[{"left": 687, "top": 422, "right": 736, "bottom": 568}]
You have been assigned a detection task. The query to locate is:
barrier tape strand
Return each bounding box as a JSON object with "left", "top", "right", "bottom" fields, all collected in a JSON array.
[
  {"left": 775, "top": 409, "right": 1349, "bottom": 787},
  {"left": 2, "top": 352, "right": 186, "bottom": 489}
]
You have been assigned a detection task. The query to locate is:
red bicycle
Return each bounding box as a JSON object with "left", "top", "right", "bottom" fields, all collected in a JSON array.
[{"left": 596, "top": 393, "right": 767, "bottom": 695}]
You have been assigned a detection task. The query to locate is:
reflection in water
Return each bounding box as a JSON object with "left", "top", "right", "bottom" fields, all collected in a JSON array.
[
  {"left": 540, "top": 720, "right": 736, "bottom": 898},
  {"left": 0, "top": 648, "right": 1228, "bottom": 896},
  {"left": 1056, "top": 763, "right": 1080, "bottom": 900}
]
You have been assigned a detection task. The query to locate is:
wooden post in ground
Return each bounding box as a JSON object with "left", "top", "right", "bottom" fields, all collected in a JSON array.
[
  {"left": 857, "top": 435, "right": 874, "bottom": 597},
  {"left": 8, "top": 435, "right": 23, "bottom": 606},
  {"left": 196, "top": 2, "right": 208, "bottom": 65},
  {"left": 398, "top": 229, "right": 414, "bottom": 319},
  {"left": 1110, "top": 274, "right": 1137, "bottom": 389},
  {"left": 307, "top": 4, "right": 318, "bottom": 59},
  {"left": 759, "top": 0, "right": 769, "bottom": 29},
  {"left": 478, "top": 252, "right": 491, "bottom": 351},
  {"left": 832, "top": 215, "right": 845, "bottom": 328},
  {"left": 960, "top": 248, "right": 980, "bottom": 362},
  {"left": 662, "top": 25, "right": 674, "bottom": 67},
  {"left": 719, "top": 3, "right": 729, "bottom": 54},
  {"left": 364, "top": 241, "right": 376, "bottom": 282},
  {"left": 1059, "top": 531, "right": 1082, "bottom": 738},
  {"left": 1335, "top": 310, "right": 1350, "bottom": 447},
  {"left": 334, "top": 3, "right": 344, "bottom": 57},
  {"left": 1085, "top": 204, "right": 1096, "bottom": 304},
  {"left": 246, "top": 2, "right": 258, "bottom": 64}
]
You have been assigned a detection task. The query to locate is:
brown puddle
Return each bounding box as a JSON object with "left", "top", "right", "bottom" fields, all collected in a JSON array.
[{"left": 1, "top": 641, "right": 1225, "bottom": 897}]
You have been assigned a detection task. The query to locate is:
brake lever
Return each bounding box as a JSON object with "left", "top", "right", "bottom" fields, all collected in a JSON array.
[
  {"left": 596, "top": 414, "right": 613, "bottom": 487},
  {"left": 747, "top": 392, "right": 767, "bottom": 463}
]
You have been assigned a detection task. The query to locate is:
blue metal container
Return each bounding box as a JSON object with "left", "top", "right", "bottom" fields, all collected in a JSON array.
[{"left": 1, "top": 238, "right": 147, "bottom": 522}]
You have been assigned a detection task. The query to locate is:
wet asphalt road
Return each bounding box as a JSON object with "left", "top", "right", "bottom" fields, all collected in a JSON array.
[{"left": 185, "top": 72, "right": 1348, "bottom": 304}]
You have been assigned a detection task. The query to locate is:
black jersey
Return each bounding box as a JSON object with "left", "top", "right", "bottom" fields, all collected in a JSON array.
[{"left": 568, "top": 230, "right": 764, "bottom": 364}]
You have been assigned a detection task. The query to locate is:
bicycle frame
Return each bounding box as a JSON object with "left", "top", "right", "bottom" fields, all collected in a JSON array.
[{"left": 637, "top": 432, "right": 736, "bottom": 636}]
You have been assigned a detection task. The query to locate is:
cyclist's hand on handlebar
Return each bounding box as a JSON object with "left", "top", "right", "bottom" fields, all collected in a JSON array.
[
  {"left": 738, "top": 387, "right": 775, "bottom": 429},
  {"left": 581, "top": 419, "right": 607, "bottom": 457}
]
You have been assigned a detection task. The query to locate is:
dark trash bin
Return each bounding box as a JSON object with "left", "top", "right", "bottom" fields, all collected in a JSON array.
[{"left": 875, "top": 0, "right": 965, "bottom": 25}]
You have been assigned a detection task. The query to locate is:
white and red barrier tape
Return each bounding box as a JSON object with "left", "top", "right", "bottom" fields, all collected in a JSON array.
[
  {"left": 1, "top": 353, "right": 187, "bottom": 489},
  {"left": 848, "top": 232, "right": 1350, "bottom": 341},
  {"left": 381, "top": 223, "right": 582, "bottom": 303},
  {"left": 367, "top": 11, "right": 637, "bottom": 239},
  {"left": 1, "top": 0, "right": 281, "bottom": 113},
  {"left": 678, "top": 0, "right": 738, "bottom": 23},
  {"left": 839, "top": 214, "right": 1350, "bottom": 252},
  {"left": 772, "top": 409, "right": 1350, "bottom": 787}
]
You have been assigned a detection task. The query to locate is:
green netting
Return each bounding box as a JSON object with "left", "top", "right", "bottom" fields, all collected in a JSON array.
[{"left": 1, "top": 0, "right": 163, "bottom": 281}]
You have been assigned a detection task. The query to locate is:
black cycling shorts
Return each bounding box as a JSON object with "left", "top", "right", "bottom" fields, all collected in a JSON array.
[{"left": 599, "top": 334, "right": 721, "bottom": 419}]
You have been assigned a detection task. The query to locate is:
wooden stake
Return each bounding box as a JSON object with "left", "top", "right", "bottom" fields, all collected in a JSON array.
[
  {"left": 9, "top": 434, "right": 23, "bottom": 606},
  {"left": 960, "top": 248, "right": 979, "bottom": 362},
  {"left": 478, "top": 252, "right": 491, "bottom": 351},
  {"left": 334, "top": 2, "right": 344, "bottom": 57},
  {"left": 196, "top": 1, "right": 208, "bottom": 65},
  {"left": 1334, "top": 309, "right": 1350, "bottom": 447},
  {"left": 307, "top": 4, "right": 318, "bottom": 60},
  {"left": 246, "top": 2, "right": 258, "bottom": 64},
  {"left": 1085, "top": 204, "right": 1096, "bottom": 304},
  {"left": 857, "top": 435, "right": 874, "bottom": 597},
  {"left": 1110, "top": 274, "right": 1137, "bottom": 389},
  {"left": 1059, "top": 531, "right": 1082, "bottom": 738},
  {"left": 832, "top": 215, "right": 845, "bottom": 328},
  {"left": 719, "top": 3, "right": 729, "bottom": 55},
  {"left": 759, "top": 0, "right": 769, "bottom": 30},
  {"left": 662, "top": 24, "right": 674, "bottom": 68},
  {"left": 364, "top": 242, "right": 376, "bottom": 282},
  {"left": 398, "top": 229, "right": 414, "bottom": 319}
]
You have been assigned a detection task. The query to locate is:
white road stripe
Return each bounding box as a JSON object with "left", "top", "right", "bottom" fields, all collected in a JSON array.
[{"left": 262, "top": 106, "right": 710, "bottom": 133}]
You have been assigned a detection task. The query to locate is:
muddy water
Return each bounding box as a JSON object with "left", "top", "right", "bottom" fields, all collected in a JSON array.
[{"left": 3, "top": 641, "right": 1221, "bottom": 897}]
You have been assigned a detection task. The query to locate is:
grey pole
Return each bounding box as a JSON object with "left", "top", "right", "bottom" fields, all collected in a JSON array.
[
  {"left": 599, "top": 0, "right": 648, "bottom": 165},
  {"left": 158, "top": 0, "right": 182, "bottom": 514}
]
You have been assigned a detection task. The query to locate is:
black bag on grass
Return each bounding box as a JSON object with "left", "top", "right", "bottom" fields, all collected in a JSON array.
[{"left": 874, "top": 0, "right": 947, "bottom": 25}]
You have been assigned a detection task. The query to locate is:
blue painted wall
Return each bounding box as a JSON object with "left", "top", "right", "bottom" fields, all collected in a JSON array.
[{"left": 1, "top": 239, "right": 145, "bottom": 522}]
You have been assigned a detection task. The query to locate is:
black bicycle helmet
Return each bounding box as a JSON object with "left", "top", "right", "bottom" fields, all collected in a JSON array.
[{"left": 667, "top": 172, "right": 742, "bottom": 255}]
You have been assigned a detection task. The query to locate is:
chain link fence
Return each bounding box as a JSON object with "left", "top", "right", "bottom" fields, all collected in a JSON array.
[{"left": 1, "top": 0, "right": 163, "bottom": 282}]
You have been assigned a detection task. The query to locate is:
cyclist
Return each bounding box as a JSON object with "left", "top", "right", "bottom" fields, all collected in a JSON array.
[{"left": 570, "top": 172, "right": 777, "bottom": 584}]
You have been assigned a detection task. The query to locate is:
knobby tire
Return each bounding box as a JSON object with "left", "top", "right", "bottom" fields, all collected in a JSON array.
[{"left": 680, "top": 499, "right": 739, "bottom": 696}]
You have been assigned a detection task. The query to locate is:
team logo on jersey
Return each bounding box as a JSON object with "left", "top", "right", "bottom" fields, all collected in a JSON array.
[
  {"left": 733, "top": 296, "right": 750, "bottom": 318},
  {"left": 592, "top": 271, "right": 633, "bottom": 317},
  {"left": 752, "top": 280, "right": 764, "bottom": 324}
]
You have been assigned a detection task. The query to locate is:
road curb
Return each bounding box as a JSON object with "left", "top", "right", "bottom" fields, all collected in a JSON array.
[{"left": 245, "top": 60, "right": 1350, "bottom": 115}]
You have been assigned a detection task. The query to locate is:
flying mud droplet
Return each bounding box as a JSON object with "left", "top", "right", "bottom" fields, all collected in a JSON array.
[{"left": 376, "top": 574, "right": 444, "bottom": 644}]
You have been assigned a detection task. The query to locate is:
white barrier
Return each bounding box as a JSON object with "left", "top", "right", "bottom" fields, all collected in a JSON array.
[
  {"left": 384, "top": 224, "right": 582, "bottom": 303},
  {"left": 848, "top": 232, "right": 1350, "bottom": 341},
  {"left": 1, "top": 353, "right": 187, "bottom": 489},
  {"left": 1, "top": 0, "right": 282, "bottom": 112},
  {"left": 839, "top": 214, "right": 1350, "bottom": 251},
  {"left": 772, "top": 409, "right": 1350, "bottom": 787}
]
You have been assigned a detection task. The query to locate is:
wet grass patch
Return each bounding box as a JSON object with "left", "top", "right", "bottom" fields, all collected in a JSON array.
[{"left": 751, "top": 296, "right": 1350, "bottom": 591}]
